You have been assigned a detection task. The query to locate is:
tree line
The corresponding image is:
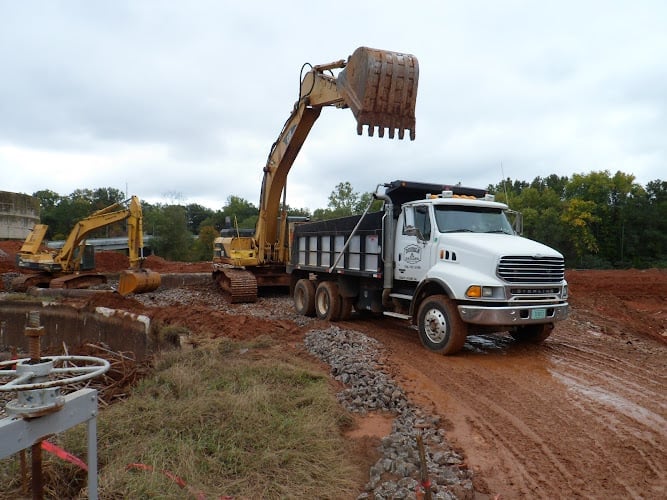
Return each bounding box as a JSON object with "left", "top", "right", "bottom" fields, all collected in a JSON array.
[{"left": 30, "top": 169, "right": 666, "bottom": 268}]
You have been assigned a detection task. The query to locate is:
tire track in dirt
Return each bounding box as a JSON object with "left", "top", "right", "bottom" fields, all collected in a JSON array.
[{"left": 351, "top": 316, "right": 667, "bottom": 499}]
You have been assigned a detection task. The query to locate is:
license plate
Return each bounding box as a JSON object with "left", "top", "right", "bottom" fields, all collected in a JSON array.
[{"left": 531, "top": 308, "right": 546, "bottom": 320}]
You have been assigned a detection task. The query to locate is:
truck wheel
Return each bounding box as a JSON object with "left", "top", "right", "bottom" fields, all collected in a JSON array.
[
  {"left": 510, "top": 323, "right": 553, "bottom": 343},
  {"left": 315, "top": 282, "right": 342, "bottom": 321},
  {"left": 294, "top": 279, "right": 316, "bottom": 317},
  {"left": 417, "top": 295, "right": 467, "bottom": 354}
]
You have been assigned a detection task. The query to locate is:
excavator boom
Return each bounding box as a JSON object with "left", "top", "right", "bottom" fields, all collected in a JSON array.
[
  {"left": 213, "top": 47, "right": 419, "bottom": 303},
  {"left": 12, "top": 196, "right": 160, "bottom": 294}
]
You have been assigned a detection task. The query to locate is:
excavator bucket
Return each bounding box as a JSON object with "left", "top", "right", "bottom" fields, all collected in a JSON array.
[
  {"left": 117, "top": 269, "right": 161, "bottom": 296},
  {"left": 337, "top": 47, "right": 419, "bottom": 140}
]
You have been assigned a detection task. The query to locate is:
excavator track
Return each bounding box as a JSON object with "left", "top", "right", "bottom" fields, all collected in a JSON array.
[
  {"left": 10, "top": 272, "right": 107, "bottom": 292},
  {"left": 10, "top": 274, "right": 52, "bottom": 292},
  {"left": 213, "top": 265, "right": 258, "bottom": 303},
  {"left": 49, "top": 273, "right": 107, "bottom": 289}
]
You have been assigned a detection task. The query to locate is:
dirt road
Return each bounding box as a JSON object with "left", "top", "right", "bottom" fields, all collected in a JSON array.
[
  {"left": 348, "top": 270, "right": 666, "bottom": 498},
  {"left": 128, "top": 268, "right": 665, "bottom": 498}
]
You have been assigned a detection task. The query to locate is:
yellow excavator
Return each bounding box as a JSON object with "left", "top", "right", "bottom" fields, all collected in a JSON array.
[
  {"left": 11, "top": 195, "right": 161, "bottom": 295},
  {"left": 213, "top": 47, "right": 419, "bottom": 302}
]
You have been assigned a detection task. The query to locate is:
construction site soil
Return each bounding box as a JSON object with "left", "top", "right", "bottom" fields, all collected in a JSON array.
[{"left": 1, "top": 241, "right": 665, "bottom": 498}]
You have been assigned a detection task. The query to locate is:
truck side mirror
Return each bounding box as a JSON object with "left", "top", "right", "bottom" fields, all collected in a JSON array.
[{"left": 506, "top": 209, "right": 523, "bottom": 235}]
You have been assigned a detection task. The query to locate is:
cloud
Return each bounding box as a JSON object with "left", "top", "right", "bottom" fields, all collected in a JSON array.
[{"left": 1, "top": 1, "right": 665, "bottom": 212}]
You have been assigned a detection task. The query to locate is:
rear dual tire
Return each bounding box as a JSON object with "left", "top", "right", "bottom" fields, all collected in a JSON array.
[
  {"left": 315, "top": 281, "right": 342, "bottom": 321},
  {"left": 294, "top": 279, "right": 316, "bottom": 317}
]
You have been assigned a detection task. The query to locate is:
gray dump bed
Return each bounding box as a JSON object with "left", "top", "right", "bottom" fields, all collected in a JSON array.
[{"left": 288, "top": 211, "right": 384, "bottom": 277}]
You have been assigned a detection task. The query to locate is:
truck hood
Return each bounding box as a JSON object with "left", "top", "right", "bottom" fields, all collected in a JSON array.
[{"left": 438, "top": 233, "right": 563, "bottom": 259}]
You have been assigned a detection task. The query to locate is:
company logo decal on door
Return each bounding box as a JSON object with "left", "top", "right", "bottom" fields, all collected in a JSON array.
[{"left": 404, "top": 244, "right": 422, "bottom": 264}]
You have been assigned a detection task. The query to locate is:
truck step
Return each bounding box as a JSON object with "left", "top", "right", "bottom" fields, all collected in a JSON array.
[
  {"left": 389, "top": 293, "right": 413, "bottom": 300},
  {"left": 383, "top": 311, "right": 411, "bottom": 320}
]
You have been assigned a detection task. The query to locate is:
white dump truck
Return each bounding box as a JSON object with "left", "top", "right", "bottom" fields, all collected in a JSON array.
[{"left": 287, "top": 180, "right": 569, "bottom": 354}]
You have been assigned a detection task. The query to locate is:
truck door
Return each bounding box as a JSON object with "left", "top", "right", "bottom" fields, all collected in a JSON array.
[{"left": 395, "top": 205, "right": 434, "bottom": 282}]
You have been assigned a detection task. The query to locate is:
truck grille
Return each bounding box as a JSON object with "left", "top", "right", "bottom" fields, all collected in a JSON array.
[{"left": 497, "top": 256, "right": 565, "bottom": 284}]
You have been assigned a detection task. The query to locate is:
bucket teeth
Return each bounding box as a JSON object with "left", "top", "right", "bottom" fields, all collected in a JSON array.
[{"left": 337, "top": 47, "right": 419, "bottom": 141}]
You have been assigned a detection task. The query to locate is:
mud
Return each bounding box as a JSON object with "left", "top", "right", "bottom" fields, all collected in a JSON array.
[{"left": 1, "top": 242, "right": 666, "bottom": 498}]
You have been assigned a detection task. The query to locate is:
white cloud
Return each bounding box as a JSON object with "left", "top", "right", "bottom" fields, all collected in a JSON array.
[{"left": 1, "top": 0, "right": 665, "bottom": 212}]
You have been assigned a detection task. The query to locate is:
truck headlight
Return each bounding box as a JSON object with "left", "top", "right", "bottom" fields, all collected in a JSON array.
[{"left": 466, "top": 285, "right": 495, "bottom": 298}]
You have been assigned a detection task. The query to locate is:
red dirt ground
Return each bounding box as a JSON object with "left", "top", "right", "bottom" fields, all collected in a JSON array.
[{"left": 2, "top": 240, "right": 665, "bottom": 498}]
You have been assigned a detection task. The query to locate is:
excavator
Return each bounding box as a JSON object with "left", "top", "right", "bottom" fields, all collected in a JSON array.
[
  {"left": 212, "top": 46, "right": 419, "bottom": 302},
  {"left": 11, "top": 195, "right": 161, "bottom": 295}
]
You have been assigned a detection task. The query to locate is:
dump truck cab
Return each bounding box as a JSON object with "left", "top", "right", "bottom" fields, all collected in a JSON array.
[{"left": 393, "top": 191, "right": 569, "bottom": 327}]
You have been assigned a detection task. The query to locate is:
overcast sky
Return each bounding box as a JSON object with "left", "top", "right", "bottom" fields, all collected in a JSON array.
[{"left": 1, "top": 1, "right": 665, "bottom": 212}]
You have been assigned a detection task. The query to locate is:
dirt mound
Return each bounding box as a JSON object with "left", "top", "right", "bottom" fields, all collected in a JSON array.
[
  {"left": 143, "top": 255, "right": 212, "bottom": 273},
  {"left": 95, "top": 251, "right": 130, "bottom": 272},
  {"left": 0, "top": 240, "right": 21, "bottom": 273},
  {"left": 82, "top": 291, "right": 149, "bottom": 313},
  {"left": 566, "top": 269, "right": 667, "bottom": 344},
  {"left": 0, "top": 240, "right": 212, "bottom": 274}
]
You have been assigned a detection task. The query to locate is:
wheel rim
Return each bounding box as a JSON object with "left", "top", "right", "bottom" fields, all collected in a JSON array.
[
  {"left": 316, "top": 292, "right": 329, "bottom": 315},
  {"left": 423, "top": 308, "right": 448, "bottom": 344}
]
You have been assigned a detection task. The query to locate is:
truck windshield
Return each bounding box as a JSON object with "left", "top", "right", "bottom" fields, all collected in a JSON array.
[{"left": 434, "top": 205, "right": 514, "bottom": 234}]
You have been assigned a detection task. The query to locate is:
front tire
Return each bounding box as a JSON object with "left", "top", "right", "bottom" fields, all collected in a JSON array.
[
  {"left": 510, "top": 323, "right": 553, "bottom": 343},
  {"left": 417, "top": 295, "right": 467, "bottom": 354},
  {"left": 315, "top": 281, "right": 342, "bottom": 321},
  {"left": 294, "top": 279, "right": 316, "bottom": 317}
]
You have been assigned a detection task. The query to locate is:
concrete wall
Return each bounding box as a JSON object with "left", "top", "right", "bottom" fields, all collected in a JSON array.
[
  {"left": 0, "top": 191, "right": 40, "bottom": 240},
  {"left": 0, "top": 301, "right": 154, "bottom": 361}
]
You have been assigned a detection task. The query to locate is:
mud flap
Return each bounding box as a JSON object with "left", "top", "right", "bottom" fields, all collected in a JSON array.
[{"left": 337, "top": 47, "right": 419, "bottom": 140}]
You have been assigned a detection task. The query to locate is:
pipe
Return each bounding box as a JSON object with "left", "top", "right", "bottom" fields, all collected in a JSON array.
[{"left": 374, "top": 187, "right": 395, "bottom": 297}]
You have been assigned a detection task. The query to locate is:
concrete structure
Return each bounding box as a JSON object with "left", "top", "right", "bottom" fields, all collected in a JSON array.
[{"left": 0, "top": 191, "right": 40, "bottom": 240}]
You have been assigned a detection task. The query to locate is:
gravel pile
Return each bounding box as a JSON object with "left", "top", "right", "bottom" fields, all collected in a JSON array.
[{"left": 305, "top": 326, "right": 473, "bottom": 499}]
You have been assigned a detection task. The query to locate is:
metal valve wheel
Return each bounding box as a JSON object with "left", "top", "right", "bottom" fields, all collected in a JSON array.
[
  {"left": 0, "top": 356, "right": 110, "bottom": 391},
  {"left": 1, "top": 356, "right": 110, "bottom": 418}
]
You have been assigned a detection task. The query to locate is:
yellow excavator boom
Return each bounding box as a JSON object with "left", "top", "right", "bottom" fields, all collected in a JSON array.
[
  {"left": 213, "top": 46, "right": 419, "bottom": 302},
  {"left": 12, "top": 196, "right": 160, "bottom": 294}
]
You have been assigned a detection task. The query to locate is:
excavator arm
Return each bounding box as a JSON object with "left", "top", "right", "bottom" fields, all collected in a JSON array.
[
  {"left": 214, "top": 47, "right": 418, "bottom": 302},
  {"left": 54, "top": 196, "right": 144, "bottom": 272},
  {"left": 227, "top": 47, "right": 419, "bottom": 266}
]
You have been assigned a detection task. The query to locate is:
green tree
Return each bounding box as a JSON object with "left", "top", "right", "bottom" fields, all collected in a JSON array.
[
  {"left": 150, "top": 205, "right": 193, "bottom": 261},
  {"left": 313, "top": 181, "right": 375, "bottom": 220},
  {"left": 91, "top": 187, "right": 125, "bottom": 210},
  {"left": 185, "top": 203, "right": 215, "bottom": 234},
  {"left": 190, "top": 225, "right": 218, "bottom": 261},
  {"left": 220, "top": 196, "right": 258, "bottom": 229},
  {"left": 560, "top": 198, "right": 600, "bottom": 264}
]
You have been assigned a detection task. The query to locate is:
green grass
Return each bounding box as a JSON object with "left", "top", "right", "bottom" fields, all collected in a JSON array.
[{"left": 1, "top": 337, "right": 363, "bottom": 499}]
